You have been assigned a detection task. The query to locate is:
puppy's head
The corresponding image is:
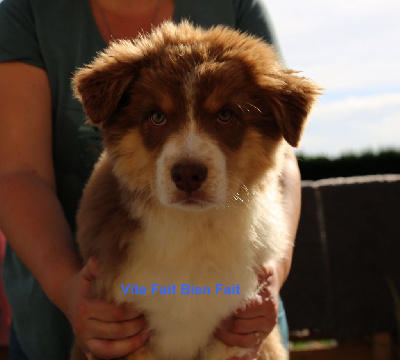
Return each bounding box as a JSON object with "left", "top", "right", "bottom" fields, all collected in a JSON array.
[{"left": 73, "top": 21, "right": 320, "bottom": 211}]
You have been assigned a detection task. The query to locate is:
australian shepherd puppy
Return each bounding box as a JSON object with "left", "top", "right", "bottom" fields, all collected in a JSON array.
[{"left": 71, "top": 21, "right": 319, "bottom": 360}]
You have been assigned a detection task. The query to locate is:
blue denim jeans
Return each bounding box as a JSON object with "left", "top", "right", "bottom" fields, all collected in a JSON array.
[{"left": 277, "top": 296, "right": 289, "bottom": 352}]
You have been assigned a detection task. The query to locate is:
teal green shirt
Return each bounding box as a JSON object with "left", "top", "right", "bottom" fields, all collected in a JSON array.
[{"left": 0, "top": 0, "right": 279, "bottom": 358}]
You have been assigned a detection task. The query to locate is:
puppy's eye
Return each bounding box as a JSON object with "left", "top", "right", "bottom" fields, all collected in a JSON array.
[
  {"left": 217, "top": 109, "right": 233, "bottom": 123},
  {"left": 149, "top": 111, "right": 166, "bottom": 126}
]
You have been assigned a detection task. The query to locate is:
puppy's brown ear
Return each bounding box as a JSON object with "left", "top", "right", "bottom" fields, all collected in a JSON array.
[
  {"left": 72, "top": 40, "right": 141, "bottom": 127},
  {"left": 267, "top": 70, "right": 321, "bottom": 147}
]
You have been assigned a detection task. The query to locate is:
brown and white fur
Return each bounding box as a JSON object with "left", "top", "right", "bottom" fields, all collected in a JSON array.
[{"left": 71, "top": 21, "right": 320, "bottom": 360}]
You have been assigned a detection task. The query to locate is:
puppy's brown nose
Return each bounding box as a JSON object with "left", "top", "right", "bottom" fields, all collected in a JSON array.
[{"left": 171, "top": 163, "right": 208, "bottom": 192}]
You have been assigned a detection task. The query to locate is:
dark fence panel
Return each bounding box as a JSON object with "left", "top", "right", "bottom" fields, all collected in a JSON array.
[{"left": 282, "top": 175, "right": 400, "bottom": 338}]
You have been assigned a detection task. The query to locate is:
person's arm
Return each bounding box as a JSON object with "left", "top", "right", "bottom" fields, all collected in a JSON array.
[
  {"left": 0, "top": 61, "right": 148, "bottom": 358},
  {"left": 0, "top": 62, "right": 80, "bottom": 305},
  {"left": 273, "top": 147, "right": 301, "bottom": 289},
  {"left": 215, "top": 148, "right": 301, "bottom": 349}
]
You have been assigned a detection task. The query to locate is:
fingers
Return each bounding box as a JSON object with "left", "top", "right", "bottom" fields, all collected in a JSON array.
[
  {"left": 73, "top": 299, "right": 148, "bottom": 341},
  {"left": 234, "top": 296, "right": 267, "bottom": 319},
  {"left": 216, "top": 302, "right": 277, "bottom": 349},
  {"left": 234, "top": 289, "right": 277, "bottom": 321},
  {"left": 69, "top": 259, "right": 149, "bottom": 358},
  {"left": 216, "top": 264, "right": 280, "bottom": 350},
  {"left": 81, "top": 256, "right": 99, "bottom": 282},
  {"left": 84, "top": 315, "right": 147, "bottom": 340},
  {"left": 85, "top": 331, "right": 149, "bottom": 359},
  {"left": 74, "top": 307, "right": 149, "bottom": 358},
  {"left": 256, "top": 263, "right": 274, "bottom": 282},
  {"left": 220, "top": 312, "right": 275, "bottom": 335},
  {"left": 215, "top": 327, "right": 266, "bottom": 348},
  {"left": 81, "top": 298, "right": 142, "bottom": 323}
]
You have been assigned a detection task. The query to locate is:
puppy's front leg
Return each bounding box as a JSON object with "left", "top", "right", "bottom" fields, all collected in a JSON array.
[
  {"left": 202, "top": 326, "right": 286, "bottom": 360},
  {"left": 125, "top": 345, "right": 155, "bottom": 360},
  {"left": 201, "top": 339, "right": 252, "bottom": 360},
  {"left": 257, "top": 327, "right": 287, "bottom": 360}
]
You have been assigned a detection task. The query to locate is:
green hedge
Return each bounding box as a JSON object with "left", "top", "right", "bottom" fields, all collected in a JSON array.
[{"left": 297, "top": 149, "right": 400, "bottom": 181}]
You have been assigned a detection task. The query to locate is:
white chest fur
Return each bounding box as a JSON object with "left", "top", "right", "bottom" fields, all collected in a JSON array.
[{"left": 112, "top": 189, "right": 286, "bottom": 359}]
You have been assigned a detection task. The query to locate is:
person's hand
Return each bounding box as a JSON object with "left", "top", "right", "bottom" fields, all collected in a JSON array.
[
  {"left": 67, "top": 257, "right": 149, "bottom": 359},
  {"left": 215, "top": 263, "right": 280, "bottom": 360}
]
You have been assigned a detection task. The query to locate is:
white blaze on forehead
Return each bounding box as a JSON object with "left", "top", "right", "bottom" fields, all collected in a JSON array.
[
  {"left": 183, "top": 69, "right": 197, "bottom": 125},
  {"left": 158, "top": 120, "right": 218, "bottom": 170},
  {"left": 181, "top": 120, "right": 206, "bottom": 159},
  {"left": 155, "top": 120, "right": 229, "bottom": 208}
]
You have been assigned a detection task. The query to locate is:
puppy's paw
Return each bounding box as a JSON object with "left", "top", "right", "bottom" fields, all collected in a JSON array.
[
  {"left": 202, "top": 326, "right": 287, "bottom": 360},
  {"left": 201, "top": 340, "right": 253, "bottom": 360},
  {"left": 125, "top": 345, "right": 155, "bottom": 360},
  {"left": 257, "top": 327, "right": 287, "bottom": 360}
]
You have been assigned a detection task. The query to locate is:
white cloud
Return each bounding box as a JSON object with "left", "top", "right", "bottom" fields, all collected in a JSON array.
[
  {"left": 299, "top": 93, "right": 400, "bottom": 155},
  {"left": 314, "top": 93, "right": 400, "bottom": 118},
  {"left": 306, "top": 58, "right": 400, "bottom": 93},
  {"left": 265, "top": 0, "right": 400, "bottom": 155}
]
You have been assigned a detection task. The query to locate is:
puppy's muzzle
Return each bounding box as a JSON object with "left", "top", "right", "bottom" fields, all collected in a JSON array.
[{"left": 171, "top": 163, "right": 208, "bottom": 193}]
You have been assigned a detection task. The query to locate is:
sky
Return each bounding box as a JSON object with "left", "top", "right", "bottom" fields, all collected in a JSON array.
[{"left": 265, "top": 0, "right": 400, "bottom": 156}]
